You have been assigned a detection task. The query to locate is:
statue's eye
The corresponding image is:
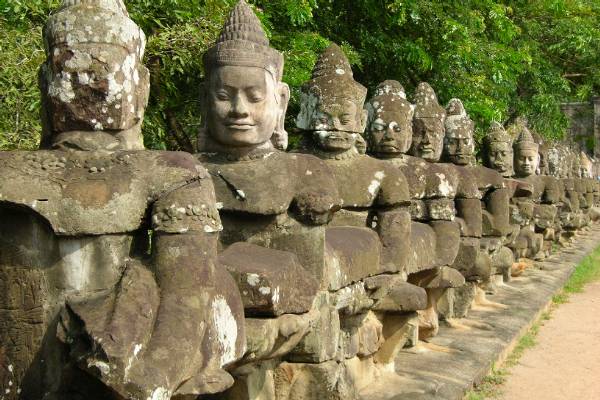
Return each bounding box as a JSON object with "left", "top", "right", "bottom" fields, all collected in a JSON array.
[
  {"left": 319, "top": 116, "right": 329, "bottom": 124},
  {"left": 216, "top": 91, "right": 229, "bottom": 101},
  {"left": 340, "top": 114, "right": 352, "bottom": 124},
  {"left": 372, "top": 124, "right": 384, "bottom": 131},
  {"left": 247, "top": 89, "right": 265, "bottom": 103},
  {"left": 394, "top": 126, "right": 402, "bottom": 132}
]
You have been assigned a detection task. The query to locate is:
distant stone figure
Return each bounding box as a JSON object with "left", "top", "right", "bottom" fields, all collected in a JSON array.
[
  {"left": 509, "top": 121, "right": 547, "bottom": 259},
  {"left": 0, "top": 1, "right": 245, "bottom": 398},
  {"left": 441, "top": 99, "right": 512, "bottom": 311},
  {"left": 297, "top": 45, "right": 412, "bottom": 275},
  {"left": 484, "top": 122, "right": 514, "bottom": 178}
]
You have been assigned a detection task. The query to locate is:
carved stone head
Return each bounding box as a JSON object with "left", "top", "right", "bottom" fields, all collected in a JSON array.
[
  {"left": 512, "top": 122, "right": 539, "bottom": 178},
  {"left": 580, "top": 151, "right": 593, "bottom": 178},
  {"left": 296, "top": 43, "right": 368, "bottom": 153},
  {"left": 547, "top": 143, "right": 563, "bottom": 178},
  {"left": 365, "top": 80, "right": 413, "bottom": 158},
  {"left": 571, "top": 148, "right": 583, "bottom": 178},
  {"left": 443, "top": 99, "right": 475, "bottom": 166},
  {"left": 40, "top": 0, "right": 149, "bottom": 151},
  {"left": 483, "top": 122, "right": 513, "bottom": 177},
  {"left": 410, "top": 82, "right": 446, "bottom": 162},
  {"left": 200, "top": 0, "right": 290, "bottom": 152}
]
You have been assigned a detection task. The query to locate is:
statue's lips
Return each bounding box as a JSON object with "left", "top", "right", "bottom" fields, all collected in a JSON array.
[
  {"left": 377, "top": 144, "right": 400, "bottom": 152},
  {"left": 225, "top": 123, "right": 255, "bottom": 130}
]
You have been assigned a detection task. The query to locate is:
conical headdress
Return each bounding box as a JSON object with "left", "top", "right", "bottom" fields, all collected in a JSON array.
[
  {"left": 367, "top": 80, "right": 413, "bottom": 127},
  {"left": 484, "top": 121, "right": 512, "bottom": 146},
  {"left": 413, "top": 82, "right": 445, "bottom": 121},
  {"left": 302, "top": 43, "right": 367, "bottom": 104},
  {"left": 373, "top": 80, "right": 407, "bottom": 99},
  {"left": 444, "top": 98, "right": 474, "bottom": 136},
  {"left": 203, "top": 0, "right": 284, "bottom": 81},
  {"left": 513, "top": 125, "right": 539, "bottom": 152},
  {"left": 44, "top": 0, "right": 145, "bottom": 55}
]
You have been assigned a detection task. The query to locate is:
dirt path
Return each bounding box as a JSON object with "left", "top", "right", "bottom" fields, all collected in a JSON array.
[{"left": 499, "top": 280, "right": 600, "bottom": 400}]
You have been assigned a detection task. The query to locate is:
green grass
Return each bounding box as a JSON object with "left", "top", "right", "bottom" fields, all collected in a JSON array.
[{"left": 464, "top": 245, "right": 600, "bottom": 400}]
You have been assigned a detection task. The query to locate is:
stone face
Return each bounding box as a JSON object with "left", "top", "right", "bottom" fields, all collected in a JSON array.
[
  {"left": 513, "top": 122, "right": 540, "bottom": 179},
  {"left": 40, "top": 0, "right": 149, "bottom": 151},
  {"left": 410, "top": 83, "right": 446, "bottom": 162},
  {"left": 219, "top": 242, "right": 319, "bottom": 316},
  {"left": 443, "top": 99, "right": 476, "bottom": 166},
  {"left": 484, "top": 122, "right": 514, "bottom": 177}
]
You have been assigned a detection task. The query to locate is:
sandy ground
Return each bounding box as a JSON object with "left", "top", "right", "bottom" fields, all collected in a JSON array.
[{"left": 499, "top": 280, "right": 600, "bottom": 400}]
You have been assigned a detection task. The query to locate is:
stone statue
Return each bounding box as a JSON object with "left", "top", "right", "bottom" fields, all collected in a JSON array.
[
  {"left": 294, "top": 54, "right": 433, "bottom": 390},
  {"left": 442, "top": 99, "right": 512, "bottom": 310},
  {"left": 0, "top": 1, "right": 245, "bottom": 398},
  {"left": 410, "top": 83, "right": 446, "bottom": 162},
  {"left": 484, "top": 122, "right": 514, "bottom": 178},
  {"left": 195, "top": 2, "right": 353, "bottom": 398},
  {"left": 196, "top": 0, "right": 341, "bottom": 296},
  {"left": 509, "top": 121, "right": 547, "bottom": 259},
  {"left": 366, "top": 81, "right": 464, "bottom": 339},
  {"left": 297, "top": 46, "right": 413, "bottom": 275}
]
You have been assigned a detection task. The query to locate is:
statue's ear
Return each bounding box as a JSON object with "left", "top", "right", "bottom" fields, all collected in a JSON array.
[
  {"left": 197, "top": 82, "right": 209, "bottom": 152},
  {"left": 360, "top": 108, "right": 368, "bottom": 133},
  {"left": 199, "top": 81, "right": 208, "bottom": 123},
  {"left": 273, "top": 82, "right": 291, "bottom": 150}
]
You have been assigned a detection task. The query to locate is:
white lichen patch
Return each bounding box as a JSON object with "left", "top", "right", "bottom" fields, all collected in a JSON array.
[
  {"left": 88, "top": 360, "right": 110, "bottom": 376},
  {"left": 272, "top": 286, "right": 280, "bottom": 304},
  {"left": 368, "top": 170, "right": 385, "bottom": 196},
  {"left": 147, "top": 387, "right": 171, "bottom": 400},
  {"left": 48, "top": 72, "right": 75, "bottom": 103},
  {"left": 211, "top": 296, "right": 239, "bottom": 367},
  {"left": 246, "top": 273, "right": 260, "bottom": 286},
  {"left": 259, "top": 286, "right": 271, "bottom": 295},
  {"left": 435, "top": 173, "right": 454, "bottom": 197}
]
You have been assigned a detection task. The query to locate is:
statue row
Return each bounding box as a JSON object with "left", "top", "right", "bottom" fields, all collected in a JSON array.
[{"left": 1, "top": 1, "right": 598, "bottom": 399}]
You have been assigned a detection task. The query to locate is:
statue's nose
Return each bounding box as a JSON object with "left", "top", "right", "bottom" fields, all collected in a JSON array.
[{"left": 230, "top": 95, "right": 249, "bottom": 118}]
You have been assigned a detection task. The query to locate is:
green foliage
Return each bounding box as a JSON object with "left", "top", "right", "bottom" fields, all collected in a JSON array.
[{"left": 1, "top": 0, "right": 600, "bottom": 150}]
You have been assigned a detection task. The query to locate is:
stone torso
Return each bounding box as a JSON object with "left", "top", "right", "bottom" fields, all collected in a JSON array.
[
  {"left": 321, "top": 154, "right": 409, "bottom": 209},
  {"left": 198, "top": 150, "right": 339, "bottom": 217}
]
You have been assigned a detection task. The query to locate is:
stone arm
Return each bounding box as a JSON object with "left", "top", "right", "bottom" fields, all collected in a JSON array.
[
  {"left": 374, "top": 167, "right": 412, "bottom": 272},
  {"left": 477, "top": 168, "right": 510, "bottom": 237},
  {"left": 292, "top": 155, "right": 342, "bottom": 225},
  {"left": 127, "top": 178, "right": 245, "bottom": 398},
  {"left": 541, "top": 176, "right": 562, "bottom": 205}
]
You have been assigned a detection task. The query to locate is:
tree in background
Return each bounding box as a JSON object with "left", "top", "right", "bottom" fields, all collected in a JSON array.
[{"left": 1, "top": 0, "right": 599, "bottom": 152}]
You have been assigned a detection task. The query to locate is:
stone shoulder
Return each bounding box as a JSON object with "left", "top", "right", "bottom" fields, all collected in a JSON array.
[{"left": 0, "top": 150, "right": 212, "bottom": 235}]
